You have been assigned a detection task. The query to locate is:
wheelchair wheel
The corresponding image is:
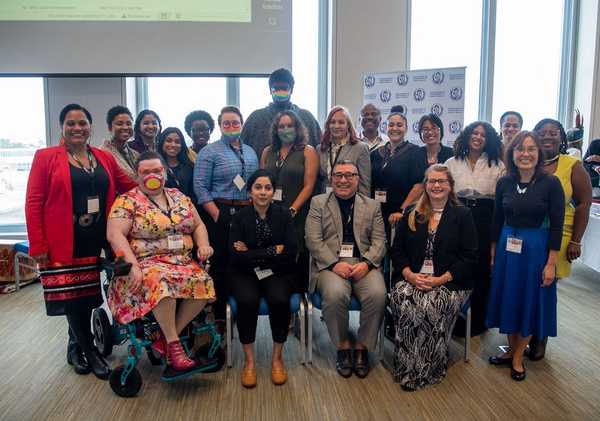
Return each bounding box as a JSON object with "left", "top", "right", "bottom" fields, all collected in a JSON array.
[
  {"left": 92, "top": 308, "right": 113, "bottom": 357},
  {"left": 109, "top": 366, "right": 142, "bottom": 398}
]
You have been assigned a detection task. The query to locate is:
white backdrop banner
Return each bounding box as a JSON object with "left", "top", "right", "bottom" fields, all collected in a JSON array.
[{"left": 362, "top": 66, "right": 466, "bottom": 146}]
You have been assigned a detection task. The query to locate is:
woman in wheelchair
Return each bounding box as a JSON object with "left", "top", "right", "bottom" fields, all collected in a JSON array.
[
  {"left": 106, "top": 151, "right": 216, "bottom": 377},
  {"left": 229, "top": 169, "right": 298, "bottom": 388}
]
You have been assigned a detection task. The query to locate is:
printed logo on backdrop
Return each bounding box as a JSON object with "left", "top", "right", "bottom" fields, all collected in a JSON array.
[
  {"left": 380, "top": 121, "right": 388, "bottom": 133},
  {"left": 431, "top": 104, "right": 444, "bottom": 117},
  {"left": 412, "top": 122, "right": 420, "bottom": 134},
  {"left": 379, "top": 89, "right": 392, "bottom": 103},
  {"left": 413, "top": 88, "right": 426, "bottom": 102},
  {"left": 449, "top": 120, "right": 462, "bottom": 135},
  {"left": 432, "top": 71, "right": 445, "bottom": 84},
  {"left": 396, "top": 73, "right": 409, "bottom": 86},
  {"left": 450, "top": 87, "right": 463, "bottom": 101},
  {"left": 364, "top": 75, "right": 376, "bottom": 88}
]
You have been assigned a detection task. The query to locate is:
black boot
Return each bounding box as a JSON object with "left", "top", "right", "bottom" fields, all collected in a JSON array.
[
  {"left": 86, "top": 348, "right": 111, "bottom": 380},
  {"left": 67, "top": 334, "right": 91, "bottom": 375},
  {"left": 526, "top": 336, "right": 548, "bottom": 361},
  {"left": 67, "top": 311, "right": 111, "bottom": 380}
]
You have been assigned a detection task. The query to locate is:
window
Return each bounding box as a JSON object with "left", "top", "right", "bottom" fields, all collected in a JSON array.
[
  {"left": 147, "top": 77, "right": 227, "bottom": 142},
  {"left": 410, "top": 1, "right": 482, "bottom": 123},
  {"left": 0, "top": 77, "right": 46, "bottom": 230},
  {"left": 491, "top": 0, "right": 564, "bottom": 128},
  {"left": 239, "top": 0, "right": 320, "bottom": 120}
]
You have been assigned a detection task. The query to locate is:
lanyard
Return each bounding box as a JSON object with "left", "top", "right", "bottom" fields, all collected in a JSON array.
[
  {"left": 276, "top": 148, "right": 293, "bottom": 169},
  {"left": 146, "top": 191, "right": 176, "bottom": 226},
  {"left": 329, "top": 144, "right": 344, "bottom": 177},
  {"left": 69, "top": 147, "right": 96, "bottom": 176},
  {"left": 382, "top": 141, "right": 409, "bottom": 169},
  {"left": 69, "top": 147, "right": 97, "bottom": 196},
  {"left": 167, "top": 166, "right": 181, "bottom": 188},
  {"left": 229, "top": 144, "right": 246, "bottom": 179}
]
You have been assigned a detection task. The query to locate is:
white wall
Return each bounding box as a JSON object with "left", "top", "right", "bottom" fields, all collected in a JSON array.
[
  {"left": 330, "top": 0, "right": 409, "bottom": 120},
  {"left": 573, "top": 0, "right": 600, "bottom": 150},
  {"left": 45, "top": 78, "right": 127, "bottom": 146}
]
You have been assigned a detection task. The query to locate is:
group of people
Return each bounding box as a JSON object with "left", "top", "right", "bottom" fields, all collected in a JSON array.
[{"left": 25, "top": 67, "right": 594, "bottom": 392}]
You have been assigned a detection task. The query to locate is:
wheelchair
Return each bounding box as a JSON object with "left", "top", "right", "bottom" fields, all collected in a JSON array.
[{"left": 92, "top": 256, "right": 225, "bottom": 397}]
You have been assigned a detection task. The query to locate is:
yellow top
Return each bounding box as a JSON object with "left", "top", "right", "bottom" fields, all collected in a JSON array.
[{"left": 554, "top": 154, "right": 578, "bottom": 278}]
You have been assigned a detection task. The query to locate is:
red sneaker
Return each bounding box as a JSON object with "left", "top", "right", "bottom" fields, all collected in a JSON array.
[{"left": 151, "top": 331, "right": 167, "bottom": 357}]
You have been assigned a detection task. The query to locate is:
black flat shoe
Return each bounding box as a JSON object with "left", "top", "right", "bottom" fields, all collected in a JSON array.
[
  {"left": 67, "top": 341, "right": 91, "bottom": 375},
  {"left": 353, "top": 349, "right": 370, "bottom": 379},
  {"left": 336, "top": 349, "right": 353, "bottom": 378},
  {"left": 511, "top": 364, "right": 526, "bottom": 381},
  {"left": 488, "top": 355, "right": 513, "bottom": 367},
  {"left": 87, "top": 349, "right": 111, "bottom": 380}
]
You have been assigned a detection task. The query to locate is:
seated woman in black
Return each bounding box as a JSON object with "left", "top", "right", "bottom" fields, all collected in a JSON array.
[
  {"left": 228, "top": 169, "right": 298, "bottom": 389},
  {"left": 157, "top": 127, "right": 197, "bottom": 204},
  {"left": 583, "top": 138, "right": 600, "bottom": 188},
  {"left": 390, "top": 164, "right": 477, "bottom": 391}
]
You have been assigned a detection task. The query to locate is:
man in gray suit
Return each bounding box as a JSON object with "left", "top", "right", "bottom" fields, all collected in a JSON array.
[{"left": 305, "top": 160, "right": 386, "bottom": 379}]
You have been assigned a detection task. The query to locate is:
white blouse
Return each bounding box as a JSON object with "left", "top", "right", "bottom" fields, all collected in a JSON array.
[{"left": 445, "top": 154, "right": 505, "bottom": 198}]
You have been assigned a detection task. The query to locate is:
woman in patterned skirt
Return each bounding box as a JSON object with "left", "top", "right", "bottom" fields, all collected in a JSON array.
[
  {"left": 390, "top": 164, "right": 477, "bottom": 391},
  {"left": 107, "top": 151, "right": 216, "bottom": 379}
]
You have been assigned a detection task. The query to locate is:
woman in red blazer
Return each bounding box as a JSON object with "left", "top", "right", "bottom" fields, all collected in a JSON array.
[{"left": 25, "top": 103, "right": 135, "bottom": 380}]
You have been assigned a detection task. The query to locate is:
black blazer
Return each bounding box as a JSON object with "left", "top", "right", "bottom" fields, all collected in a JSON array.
[
  {"left": 391, "top": 202, "right": 478, "bottom": 291},
  {"left": 228, "top": 203, "right": 298, "bottom": 274}
]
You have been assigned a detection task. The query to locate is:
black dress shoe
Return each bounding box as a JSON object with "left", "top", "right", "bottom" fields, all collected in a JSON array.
[
  {"left": 488, "top": 355, "right": 513, "bottom": 367},
  {"left": 67, "top": 341, "right": 91, "bottom": 375},
  {"left": 87, "top": 349, "right": 111, "bottom": 380},
  {"left": 511, "top": 364, "right": 526, "bottom": 381},
  {"left": 353, "top": 349, "right": 370, "bottom": 378},
  {"left": 336, "top": 350, "right": 353, "bottom": 378},
  {"left": 525, "top": 336, "right": 547, "bottom": 361}
]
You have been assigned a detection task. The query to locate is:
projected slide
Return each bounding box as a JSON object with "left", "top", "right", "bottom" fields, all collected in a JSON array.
[{"left": 0, "top": 0, "right": 252, "bottom": 22}]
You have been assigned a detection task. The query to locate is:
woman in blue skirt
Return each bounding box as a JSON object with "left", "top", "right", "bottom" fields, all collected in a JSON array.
[{"left": 486, "top": 131, "right": 564, "bottom": 381}]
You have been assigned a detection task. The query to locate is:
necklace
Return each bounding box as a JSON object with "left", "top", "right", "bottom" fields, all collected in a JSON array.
[
  {"left": 516, "top": 183, "right": 528, "bottom": 194},
  {"left": 543, "top": 154, "right": 559, "bottom": 165}
]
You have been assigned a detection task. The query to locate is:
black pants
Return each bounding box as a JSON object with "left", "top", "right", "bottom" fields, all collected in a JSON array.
[
  {"left": 454, "top": 198, "right": 494, "bottom": 336},
  {"left": 67, "top": 308, "right": 94, "bottom": 353},
  {"left": 206, "top": 203, "right": 245, "bottom": 320},
  {"left": 230, "top": 270, "right": 293, "bottom": 344}
]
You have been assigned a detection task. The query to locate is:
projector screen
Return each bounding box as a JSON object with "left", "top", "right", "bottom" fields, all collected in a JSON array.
[{"left": 0, "top": 0, "right": 291, "bottom": 75}]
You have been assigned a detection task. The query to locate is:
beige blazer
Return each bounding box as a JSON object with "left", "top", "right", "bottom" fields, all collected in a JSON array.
[{"left": 305, "top": 192, "right": 386, "bottom": 292}]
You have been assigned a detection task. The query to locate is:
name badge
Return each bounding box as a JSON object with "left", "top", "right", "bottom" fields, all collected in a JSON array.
[
  {"left": 87, "top": 196, "right": 100, "bottom": 214},
  {"left": 340, "top": 243, "right": 354, "bottom": 258},
  {"left": 254, "top": 266, "right": 274, "bottom": 280},
  {"left": 506, "top": 237, "right": 523, "bottom": 254},
  {"left": 326, "top": 186, "right": 333, "bottom": 194},
  {"left": 233, "top": 174, "right": 246, "bottom": 191},
  {"left": 167, "top": 234, "right": 184, "bottom": 250},
  {"left": 374, "top": 190, "right": 387, "bottom": 203},
  {"left": 273, "top": 188, "right": 283, "bottom": 201},
  {"left": 420, "top": 259, "right": 434, "bottom": 275}
]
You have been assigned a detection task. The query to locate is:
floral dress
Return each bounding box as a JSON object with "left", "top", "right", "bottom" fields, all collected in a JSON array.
[{"left": 107, "top": 187, "right": 215, "bottom": 324}]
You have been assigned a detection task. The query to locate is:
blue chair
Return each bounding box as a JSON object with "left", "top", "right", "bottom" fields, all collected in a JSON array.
[
  {"left": 306, "top": 291, "right": 385, "bottom": 364},
  {"left": 13, "top": 241, "right": 38, "bottom": 291},
  {"left": 225, "top": 293, "right": 306, "bottom": 367}
]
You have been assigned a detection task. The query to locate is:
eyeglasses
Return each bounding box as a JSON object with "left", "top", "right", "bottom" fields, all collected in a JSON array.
[
  {"left": 222, "top": 121, "right": 241, "bottom": 129},
  {"left": 426, "top": 179, "right": 449, "bottom": 185},
  {"left": 422, "top": 127, "right": 440, "bottom": 134},
  {"left": 332, "top": 172, "right": 358, "bottom": 180}
]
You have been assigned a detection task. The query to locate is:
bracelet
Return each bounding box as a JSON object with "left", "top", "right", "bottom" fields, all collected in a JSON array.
[{"left": 569, "top": 240, "right": 582, "bottom": 247}]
